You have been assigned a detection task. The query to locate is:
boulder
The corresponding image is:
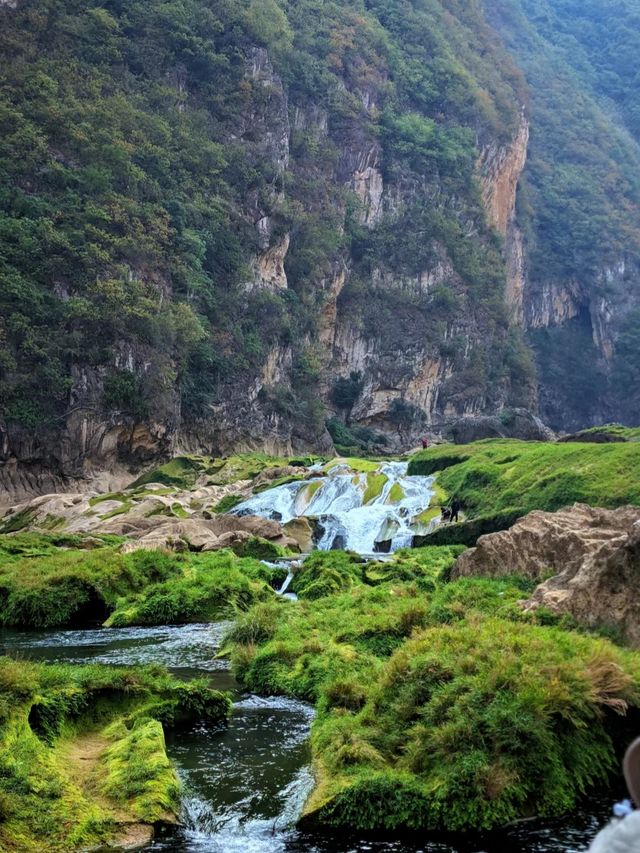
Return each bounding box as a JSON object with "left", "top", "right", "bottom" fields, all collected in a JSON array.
[
  {"left": 121, "top": 520, "right": 221, "bottom": 553},
  {"left": 283, "top": 517, "right": 315, "bottom": 551},
  {"left": 215, "top": 530, "right": 253, "bottom": 550},
  {"left": 449, "top": 408, "right": 555, "bottom": 444},
  {"left": 208, "top": 514, "right": 285, "bottom": 541},
  {"left": 452, "top": 503, "right": 640, "bottom": 646},
  {"left": 252, "top": 465, "right": 305, "bottom": 489}
]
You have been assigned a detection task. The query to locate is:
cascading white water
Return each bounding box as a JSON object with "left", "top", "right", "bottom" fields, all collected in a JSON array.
[{"left": 233, "top": 461, "right": 435, "bottom": 555}]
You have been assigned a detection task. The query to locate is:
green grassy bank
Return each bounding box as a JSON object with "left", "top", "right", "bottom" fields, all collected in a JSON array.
[
  {"left": 0, "top": 658, "right": 230, "bottom": 852},
  {"left": 0, "top": 534, "right": 278, "bottom": 629},
  {"left": 408, "top": 439, "right": 640, "bottom": 545},
  {"left": 228, "top": 547, "right": 640, "bottom": 832}
]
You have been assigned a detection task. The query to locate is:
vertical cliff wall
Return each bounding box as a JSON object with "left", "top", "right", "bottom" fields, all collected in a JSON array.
[
  {"left": 484, "top": 0, "right": 640, "bottom": 431},
  {"left": 3, "top": 0, "right": 640, "bottom": 495}
]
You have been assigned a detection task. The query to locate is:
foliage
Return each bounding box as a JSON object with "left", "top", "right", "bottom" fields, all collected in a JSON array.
[
  {"left": 486, "top": 0, "right": 640, "bottom": 426},
  {"left": 228, "top": 543, "right": 640, "bottom": 832},
  {"left": 408, "top": 439, "right": 640, "bottom": 520},
  {"left": 212, "top": 494, "right": 244, "bottom": 514},
  {"left": 0, "top": 0, "right": 536, "bottom": 439},
  {"left": 0, "top": 538, "right": 275, "bottom": 629},
  {"left": 304, "top": 620, "right": 640, "bottom": 831},
  {"left": 0, "top": 657, "right": 230, "bottom": 851},
  {"left": 326, "top": 418, "right": 388, "bottom": 457},
  {"left": 330, "top": 372, "right": 363, "bottom": 410}
]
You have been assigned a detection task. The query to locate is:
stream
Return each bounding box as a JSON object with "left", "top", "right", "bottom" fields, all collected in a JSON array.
[
  {"left": 0, "top": 461, "right": 618, "bottom": 851},
  {"left": 0, "top": 620, "right": 615, "bottom": 853}
]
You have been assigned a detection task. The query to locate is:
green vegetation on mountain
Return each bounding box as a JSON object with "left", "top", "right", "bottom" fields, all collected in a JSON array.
[
  {"left": 486, "top": 0, "right": 640, "bottom": 427},
  {"left": 229, "top": 545, "right": 640, "bottom": 831},
  {"left": 0, "top": 0, "right": 534, "bottom": 452},
  {"left": 0, "top": 657, "right": 230, "bottom": 851}
]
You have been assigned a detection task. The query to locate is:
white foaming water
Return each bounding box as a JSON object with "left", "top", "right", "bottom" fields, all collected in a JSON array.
[{"left": 234, "top": 461, "right": 435, "bottom": 554}]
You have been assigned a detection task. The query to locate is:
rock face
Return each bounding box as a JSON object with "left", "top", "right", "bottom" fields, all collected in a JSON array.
[
  {"left": 449, "top": 408, "right": 555, "bottom": 444},
  {"left": 4, "top": 0, "right": 640, "bottom": 499},
  {"left": 453, "top": 504, "right": 640, "bottom": 646}
]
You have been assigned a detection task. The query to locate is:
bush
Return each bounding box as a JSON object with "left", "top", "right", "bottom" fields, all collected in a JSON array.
[{"left": 303, "top": 620, "right": 640, "bottom": 831}]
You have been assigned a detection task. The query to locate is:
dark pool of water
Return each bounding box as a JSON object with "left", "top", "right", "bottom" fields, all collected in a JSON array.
[{"left": 0, "top": 624, "right": 613, "bottom": 853}]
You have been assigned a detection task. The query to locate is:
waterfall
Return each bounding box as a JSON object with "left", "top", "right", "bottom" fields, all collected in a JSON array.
[{"left": 233, "top": 461, "right": 435, "bottom": 555}]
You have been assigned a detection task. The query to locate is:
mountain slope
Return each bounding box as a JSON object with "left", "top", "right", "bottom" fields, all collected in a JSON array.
[
  {"left": 485, "top": 0, "right": 640, "bottom": 429},
  {"left": 0, "top": 0, "right": 535, "bottom": 495},
  {"left": 1, "top": 0, "right": 640, "bottom": 495}
]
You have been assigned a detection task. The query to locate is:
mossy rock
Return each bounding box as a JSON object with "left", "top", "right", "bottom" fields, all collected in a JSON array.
[
  {"left": 0, "top": 658, "right": 231, "bottom": 851},
  {"left": 363, "top": 473, "right": 388, "bottom": 504},
  {"left": 408, "top": 439, "right": 640, "bottom": 518},
  {"left": 293, "top": 480, "right": 324, "bottom": 514},
  {"left": 0, "top": 507, "right": 37, "bottom": 534},
  {"left": 411, "top": 506, "right": 440, "bottom": 526},
  {"left": 212, "top": 494, "right": 244, "bottom": 514},
  {"left": 230, "top": 536, "right": 290, "bottom": 561},
  {"left": 413, "top": 509, "right": 526, "bottom": 548},
  {"left": 131, "top": 456, "right": 208, "bottom": 490},
  {"left": 298, "top": 618, "right": 640, "bottom": 832},
  {"left": 386, "top": 483, "right": 404, "bottom": 504},
  {"left": 325, "top": 457, "right": 382, "bottom": 474}
]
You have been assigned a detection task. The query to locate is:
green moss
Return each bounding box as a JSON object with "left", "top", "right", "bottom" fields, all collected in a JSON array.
[
  {"left": 100, "top": 718, "right": 179, "bottom": 822},
  {"left": 0, "top": 541, "right": 275, "bottom": 629},
  {"left": 294, "top": 480, "right": 324, "bottom": 512},
  {"left": 386, "top": 483, "right": 404, "bottom": 504},
  {"left": 414, "top": 509, "right": 527, "bottom": 548},
  {"left": 229, "top": 546, "right": 640, "bottom": 833},
  {"left": 130, "top": 456, "right": 208, "bottom": 490},
  {"left": 412, "top": 507, "right": 440, "bottom": 525},
  {"left": 0, "top": 507, "right": 37, "bottom": 534},
  {"left": 230, "top": 536, "right": 292, "bottom": 561},
  {"left": 88, "top": 492, "right": 128, "bottom": 507},
  {"left": 408, "top": 440, "right": 640, "bottom": 519},
  {"left": 290, "top": 551, "right": 364, "bottom": 600},
  {"left": 252, "top": 473, "right": 306, "bottom": 494},
  {"left": 0, "top": 658, "right": 231, "bottom": 851},
  {"left": 303, "top": 620, "right": 640, "bottom": 831},
  {"left": 363, "top": 474, "right": 388, "bottom": 504},
  {"left": 206, "top": 454, "right": 291, "bottom": 486},
  {"left": 170, "top": 502, "right": 189, "bottom": 519},
  {"left": 431, "top": 480, "right": 448, "bottom": 506},
  {"left": 325, "top": 458, "right": 382, "bottom": 474},
  {"left": 212, "top": 494, "right": 244, "bottom": 514}
]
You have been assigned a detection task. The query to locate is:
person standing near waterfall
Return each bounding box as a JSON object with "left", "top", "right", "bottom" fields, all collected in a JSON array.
[{"left": 450, "top": 497, "right": 461, "bottom": 523}]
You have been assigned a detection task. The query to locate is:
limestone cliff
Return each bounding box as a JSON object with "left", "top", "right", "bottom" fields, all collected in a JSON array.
[{"left": 3, "top": 0, "right": 640, "bottom": 496}]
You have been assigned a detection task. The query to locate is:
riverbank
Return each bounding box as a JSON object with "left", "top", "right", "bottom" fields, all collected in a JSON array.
[
  {"left": 0, "top": 657, "right": 230, "bottom": 851},
  {"left": 2, "top": 443, "right": 640, "bottom": 849},
  {"left": 229, "top": 546, "right": 640, "bottom": 832}
]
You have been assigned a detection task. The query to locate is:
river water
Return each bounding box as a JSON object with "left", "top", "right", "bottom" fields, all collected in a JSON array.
[{"left": 0, "top": 622, "right": 613, "bottom": 853}]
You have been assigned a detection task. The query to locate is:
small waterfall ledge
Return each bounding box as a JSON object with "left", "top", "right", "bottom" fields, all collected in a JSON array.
[{"left": 233, "top": 461, "right": 437, "bottom": 555}]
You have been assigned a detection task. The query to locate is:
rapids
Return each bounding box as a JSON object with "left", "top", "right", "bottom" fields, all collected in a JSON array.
[
  {"left": 0, "top": 460, "right": 618, "bottom": 852},
  {"left": 233, "top": 461, "right": 436, "bottom": 554}
]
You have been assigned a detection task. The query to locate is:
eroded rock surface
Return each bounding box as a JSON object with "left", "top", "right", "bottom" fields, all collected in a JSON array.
[
  {"left": 0, "top": 459, "right": 300, "bottom": 554},
  {"left": 453, "top": 503, "right": 640, "bottom": 645}
]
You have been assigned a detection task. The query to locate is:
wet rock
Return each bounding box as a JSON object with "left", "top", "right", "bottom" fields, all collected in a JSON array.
[
  {"left": 283, "top": 517, "right": 315, "bottom": 552},
  {"left": 452, "top": 503, "right": 640, "bottom": 646}
]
